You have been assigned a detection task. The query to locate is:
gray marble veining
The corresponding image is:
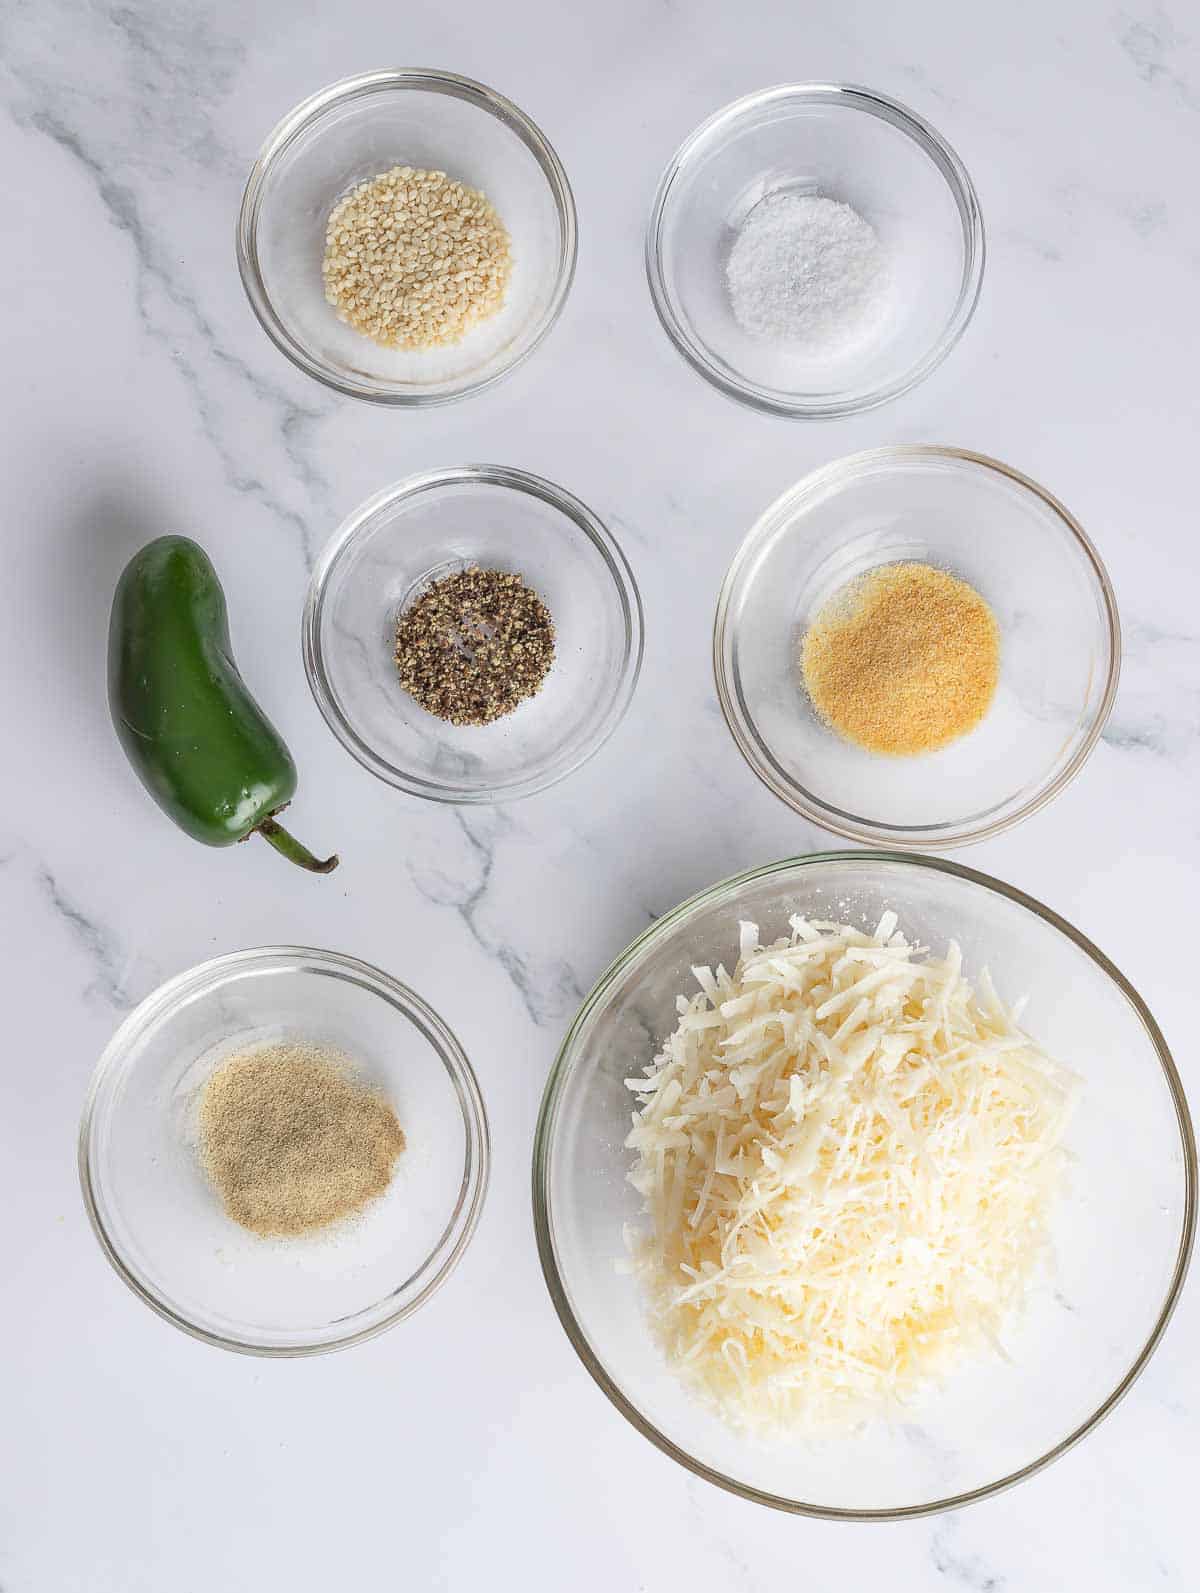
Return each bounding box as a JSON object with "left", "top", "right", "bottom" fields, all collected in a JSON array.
[{"left": 2, "top": 0, "right": 1198, "bottom": 1588}]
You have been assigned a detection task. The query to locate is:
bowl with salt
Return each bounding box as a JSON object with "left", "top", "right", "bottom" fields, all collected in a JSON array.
[{"left": 646, "top": 83, "right": 984, "bottom": 417}]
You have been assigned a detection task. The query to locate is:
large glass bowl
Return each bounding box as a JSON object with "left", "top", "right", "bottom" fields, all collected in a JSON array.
[
  {"left": 304, "top": 465, "right": 643, "bottom": 803},
  {"left": 533, "top": 854, "right": 1195, "bottom": 1517},
  {"left": 714, "top": 447, "right": 1120, "bottom": 848},
  {"left": 646, "top": 84, "right": 983, "bottom": 417},
  {"left": 237, "top": 70, "right": 576, "bottom": 404},
  {"left": 80, "top": 948, "right": 490, "bottom": 1354}
]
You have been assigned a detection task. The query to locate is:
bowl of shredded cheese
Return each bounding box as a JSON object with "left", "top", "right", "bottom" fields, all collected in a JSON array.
[
  {"left": 533, "top": 853, "right": 1194, "bottom": 1516},
  {"left": 715, "top": 446, "right": 1121, "bottom": 849}
]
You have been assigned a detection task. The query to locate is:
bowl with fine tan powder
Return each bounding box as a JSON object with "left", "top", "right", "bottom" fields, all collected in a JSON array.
[
  {"left": 79, "top": 947, "right": 489, "bottom": 1354},
  {"left": 714, "top": 447, "right": 1120, "bottom": 849}
]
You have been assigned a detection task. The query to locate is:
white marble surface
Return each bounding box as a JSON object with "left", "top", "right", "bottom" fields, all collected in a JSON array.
[{"left": 2, "top": 0, "right": 1198, "bottom": 1587}]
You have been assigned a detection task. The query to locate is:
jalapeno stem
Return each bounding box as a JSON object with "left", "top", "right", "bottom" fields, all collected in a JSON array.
[{"left": 256, "top": 817, "right": 339, "bottom": 874}]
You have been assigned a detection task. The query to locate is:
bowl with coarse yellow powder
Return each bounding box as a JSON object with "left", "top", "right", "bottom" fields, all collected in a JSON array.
[
  {"left": 714, "top": 446, "right": 1120, "bottom": 849},
  {"left": 79, "top": 947, "right": 489, "bottom": 1353}
]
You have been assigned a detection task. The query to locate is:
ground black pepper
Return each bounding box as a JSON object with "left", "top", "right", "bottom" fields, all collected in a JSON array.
[{"left": 394, "top": 566, "right": 556, "bottom": 727}]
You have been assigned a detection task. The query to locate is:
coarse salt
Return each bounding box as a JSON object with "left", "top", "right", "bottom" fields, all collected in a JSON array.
[{"left": 725, "top": 192, "right": 890, "bottom": 353}]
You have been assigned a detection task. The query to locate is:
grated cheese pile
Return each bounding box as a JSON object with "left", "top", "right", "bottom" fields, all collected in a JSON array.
[{"left": 624, "top": 913, "right": 1078, "bottom": 1435}]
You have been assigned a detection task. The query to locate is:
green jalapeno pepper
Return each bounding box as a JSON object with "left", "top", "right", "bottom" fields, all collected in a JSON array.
[{"left": 108, "top": 536, "right": 338, "bottom": 874}]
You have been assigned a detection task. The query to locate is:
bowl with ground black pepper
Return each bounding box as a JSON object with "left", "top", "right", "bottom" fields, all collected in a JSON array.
[
  {"left": 237, "top": 70, "right": 576, "bottom": 404},
  {"left": 79, "top": 947, "right": 489, "bottom": 1353},
  {"left": 304, "top": 466, "right": 643, "bottom": 803},
  {"left": 714, "top": 447, "right": 1120, "bottom": 848}
]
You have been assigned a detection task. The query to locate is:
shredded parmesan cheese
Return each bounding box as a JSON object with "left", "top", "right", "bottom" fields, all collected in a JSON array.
[{"left": 624, "top": 913, "right": 1078, "bottom": 1435}]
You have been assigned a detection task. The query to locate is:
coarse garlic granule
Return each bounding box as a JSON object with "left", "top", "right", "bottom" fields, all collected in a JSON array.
[
  {"left": 322, "top": 165, "right": 512, "bottom": 351},
  {"left": 800, "top": 562, "right": 1000, "bottom": 757}
]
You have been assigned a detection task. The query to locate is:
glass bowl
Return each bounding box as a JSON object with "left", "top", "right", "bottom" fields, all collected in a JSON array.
[
  {"left": 237, "top": 70, "right": 577, "bottom": 404},
  {"left": 646, "top": 84, "right": 984, "bottom": 416},
  {"left": 304, "top": 465, "right": 643, "bottom": 803},
  {"left": 714, "top": 447, "right": 1120, "bottom": 848},
  {"left": 533, "top": 853, "right": 1196, "bottom": 1518},
  {"left": 80, "top": 947, "right": 490, "bottom": 1354}
]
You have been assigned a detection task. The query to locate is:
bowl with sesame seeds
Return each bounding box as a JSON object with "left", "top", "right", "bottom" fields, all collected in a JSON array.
[{"left": 237, "top": 70, "right": 577, "bottom": 405}]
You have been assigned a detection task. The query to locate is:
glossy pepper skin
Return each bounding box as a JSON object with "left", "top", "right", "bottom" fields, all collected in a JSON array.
[{"left": 108, "top": 536, "right": 337, "bottom": 874}]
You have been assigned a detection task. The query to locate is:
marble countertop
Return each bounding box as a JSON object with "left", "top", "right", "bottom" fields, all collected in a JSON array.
[{"left": 3, "top": 0, "right": 1198, "bottom": 1587}]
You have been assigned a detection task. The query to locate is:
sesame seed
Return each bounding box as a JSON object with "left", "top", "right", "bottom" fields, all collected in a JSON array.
[{"left": 321, "top": 165, "right": 512, "bottom": 351}]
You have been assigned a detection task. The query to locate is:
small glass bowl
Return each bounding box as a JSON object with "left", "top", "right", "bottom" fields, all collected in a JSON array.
[
  {"left": 79, "top": 948, "right": 490, "bottom": 1355},
  {"left": 534, "top": 853, "right": 1196, "bottom": 1517},
  {"left": 237, "top": 70, "right": 577, "bottom": 404},
  {"left": 646, "top": 84, "right": 984, "bottom": 417},
  {"left": 304, "top": 465, "right": 644, "bottom": 803},
  {"left": 714, "top": 447, "right": 1120, "bottom": 849}
]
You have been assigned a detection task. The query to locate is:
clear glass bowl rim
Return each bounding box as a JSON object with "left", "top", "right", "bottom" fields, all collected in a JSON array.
[
  {"left": 79, "top": 944, "right": 491, "bottom": 1356},
  {"left": 236, "top": 68, "right": 579, "bottom": 406},
  {"left": 532, "top": 850, "right": 1196, "bottom": 1519},
  {"left": 303, "top": 463, "right": 645, "bottom": 803},
  {"left": 644, "top": 81, "right": 986, "bottom": 418},
  {"left": 713, "top": 445, "right": 1122, "bottom": 848}
]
